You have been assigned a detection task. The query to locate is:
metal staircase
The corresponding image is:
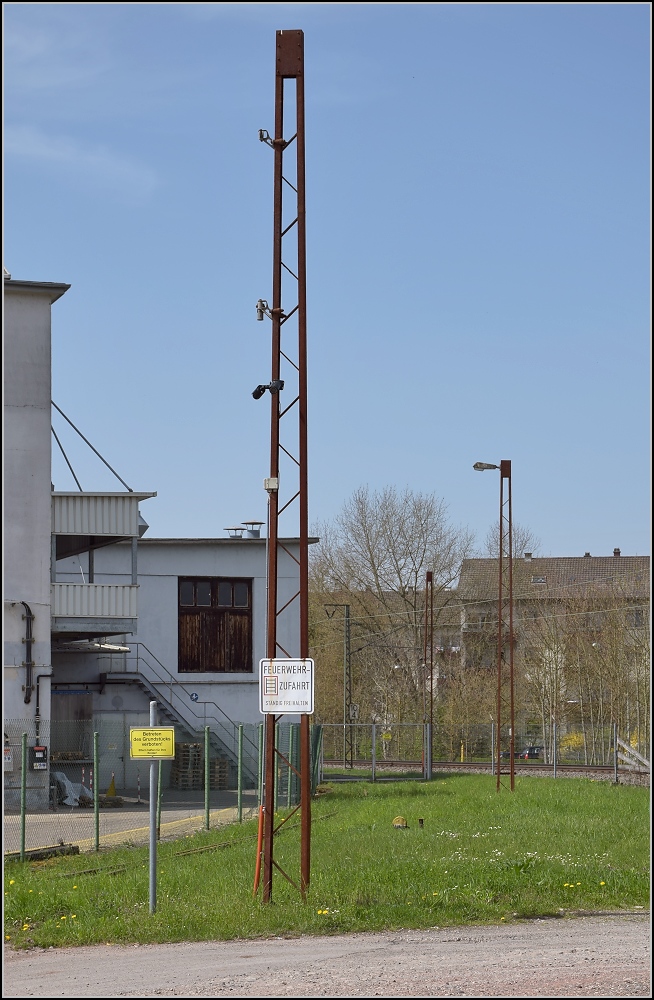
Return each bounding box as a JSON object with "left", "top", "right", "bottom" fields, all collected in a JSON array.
[{"left": 99, "top": 643, "right": 260, "bottom": 788}]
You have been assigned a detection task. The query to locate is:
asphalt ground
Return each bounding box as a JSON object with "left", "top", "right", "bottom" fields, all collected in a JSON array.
[{"left": 3, "top": 788, "right": 261, "bottom": 855}]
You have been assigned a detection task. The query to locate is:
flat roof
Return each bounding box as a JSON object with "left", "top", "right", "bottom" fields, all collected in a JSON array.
[
  {"left": 52, "top": 491, "right": 157, "bottom": 499},
  {"left": 4, "top": 278, "right": 71, "bottom": 303},
  {"left": 138, "top": 536, "right": 319, "bottom": 544}
]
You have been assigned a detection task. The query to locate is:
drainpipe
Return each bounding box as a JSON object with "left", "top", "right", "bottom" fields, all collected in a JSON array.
[
  {"left": 20, "top": 602, "right": 35, "bottom": 704},
  {"left": 35, "top": 671, "right": 52, "bottom": 743}
]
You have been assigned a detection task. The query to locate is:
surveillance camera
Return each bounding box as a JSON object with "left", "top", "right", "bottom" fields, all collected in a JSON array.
[
  {"left": 252, "top": 385, "right": 267, "bottom": 400},
  {"left": 269, "top": 379, "right": 284, "bottom": 394}
]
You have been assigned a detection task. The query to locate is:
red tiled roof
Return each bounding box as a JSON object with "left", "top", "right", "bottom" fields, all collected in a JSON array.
[{"left": 457, "top": 555, "right": 650, "bottom": 602}]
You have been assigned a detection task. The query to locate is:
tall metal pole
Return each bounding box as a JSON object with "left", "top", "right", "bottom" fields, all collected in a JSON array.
[
  {"left": 260, "top": 28, "right": 310, "bottom": 903},
  {"left": 326, "top": 603, "right": 352, "bottom": 767},
  {"left": 424, "top": 571, "right": 433, "bottom": 779},
  {"left": 149, "top": 700, "right": 158, "bottom": 913},
  {"left": 343, "top": 607, "right": 352, "bottom": 766},
  {"left": 295, "top": 28, "right": 311, "bottom": 900},
  {"left": 497, "top": 460, "right": 514, "bottom": 791}
]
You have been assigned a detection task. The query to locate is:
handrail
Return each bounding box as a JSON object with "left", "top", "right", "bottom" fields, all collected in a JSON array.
[
  {"left": 133, "top": 643, "right": 245, "bottom": 728},
  {"left": 102, "top": 641, "right": 259, "bottom": 762}
]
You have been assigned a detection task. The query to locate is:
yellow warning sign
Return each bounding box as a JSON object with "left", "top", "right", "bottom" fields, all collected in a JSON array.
[{"left": 129, "top": 727, "right": 175, "bottom": 759}]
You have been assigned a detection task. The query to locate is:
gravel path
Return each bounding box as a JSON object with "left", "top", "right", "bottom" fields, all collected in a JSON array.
[{"left": 3, "top": 913, "right": 650, "bottom": 998}]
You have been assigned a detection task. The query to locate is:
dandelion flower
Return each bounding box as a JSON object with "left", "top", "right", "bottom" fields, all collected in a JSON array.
[
  {"left": 600, "top": 881, "right": 605, "bottom": 886},
  {"left": 60, "top": 916, "right": 67, "bottom": 920},
  {"left": 73, "top": 885, "right": 77, "bottom": 889},
  {"left": 22, "top": 924, "right": 29, "bottom": 931},
  {"left": 72, "top": 915, "right": 76, "bottom": 919},
  {"left": 9, "top": 880, "right": 15, "bottom": 885}
]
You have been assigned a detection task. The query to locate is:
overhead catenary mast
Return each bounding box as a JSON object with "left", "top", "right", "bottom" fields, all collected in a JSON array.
[{"left": 255, "top": 28, "right": 310, "bottom": 904}]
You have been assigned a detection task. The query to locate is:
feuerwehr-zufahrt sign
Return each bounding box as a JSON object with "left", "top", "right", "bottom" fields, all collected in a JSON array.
[{"left": 259, "top": 658, "right": 314, "bottom": 715}]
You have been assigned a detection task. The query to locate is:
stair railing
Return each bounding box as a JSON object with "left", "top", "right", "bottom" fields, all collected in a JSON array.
[{"left": 102, "top": 642, "right": 260, "bottom": 776}]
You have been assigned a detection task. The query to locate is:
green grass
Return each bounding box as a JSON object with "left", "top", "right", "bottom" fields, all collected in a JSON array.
[{"left": 4, "top": 775, "right": 649, "bottom": 949}]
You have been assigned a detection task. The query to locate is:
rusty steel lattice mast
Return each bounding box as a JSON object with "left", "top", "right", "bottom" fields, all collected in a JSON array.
[
  {"left": 259, "top": 29, "right": 310, "bottom": 903},
  {"left": 325, "top": 603, "right": 353, "bottom": 767},
  {"left": 423, "top": 571, "right": 434, "bottom": 779},
  {"left": 497, "top": 460, "right": 515, "bottom": 791},
  {"left": 474, "top": 459, "right": 515, "bottom": 791}
]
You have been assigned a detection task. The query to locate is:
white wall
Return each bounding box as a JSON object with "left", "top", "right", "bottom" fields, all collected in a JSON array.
[
  {"left": 3, "top": 281, "right": 68, "bottom": 725},
  {"left": 52, "top": 537, "right": 306, "bottom": 727}
]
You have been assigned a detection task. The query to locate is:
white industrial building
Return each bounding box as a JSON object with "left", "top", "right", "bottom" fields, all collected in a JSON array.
[{"left": 3, "top": 273, "right": 305, "bottom": 805}]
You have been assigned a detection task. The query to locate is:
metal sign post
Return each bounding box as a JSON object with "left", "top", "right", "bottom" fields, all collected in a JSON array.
[{"left": 129, "top": 704, "right": 175, "bottom": 913}]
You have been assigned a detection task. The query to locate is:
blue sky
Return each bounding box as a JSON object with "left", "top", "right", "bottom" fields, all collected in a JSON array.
[{"left": 4, "top": 3, "right": 651, "bottom": 557}]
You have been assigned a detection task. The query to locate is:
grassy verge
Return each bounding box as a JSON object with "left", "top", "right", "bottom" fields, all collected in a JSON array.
[{"left": 4, "top": 774, "right": 649, "bottom": 949}]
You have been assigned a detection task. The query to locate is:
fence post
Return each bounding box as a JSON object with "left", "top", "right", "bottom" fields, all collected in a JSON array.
[
  {"left": 204, "top": 725, "right": 210, "bottom": 830},
  {"left": 613, "top": 722, "right": 619, "bottom": 784},
  {"left": 553, "top": 722, "right": 557, "bottom": 779},
  {"left": 319, "top": 724, "right": 324, "bottom": 785},
  {"left": 371, "top": 724, "right": 376, "bottom": 783},
  {"left": 20, "top": 733, "right": 27, "bottom": 862},
  {"left": 491, "top": 722, "right": 495, "bottom": 776},
  {"left": 237, "top": 724, "right": 243, "bottom": 823},
  {"left": 93, "top": 731, "right": 99, "bottom": 852}
]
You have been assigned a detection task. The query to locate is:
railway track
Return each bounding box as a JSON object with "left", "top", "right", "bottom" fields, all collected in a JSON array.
[{"left": 322, "top": 760, "right": 649, "bottom": 785}]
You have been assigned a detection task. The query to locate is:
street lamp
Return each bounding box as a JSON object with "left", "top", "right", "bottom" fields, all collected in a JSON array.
[
  {"left": 423, "top": 571, "right": 434, "bottom": 780},
  {"left": 474, "top": 460, "right": 515, "bottom": 791}
]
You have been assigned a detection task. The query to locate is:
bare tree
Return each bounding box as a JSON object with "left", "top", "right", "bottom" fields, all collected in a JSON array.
[
  {"left": 522, "top": 576, "right": 650, "bottom": 766},
  {"left": 310, "top": 485, "right": 474, "bottom": 723},
  {"left": 479, "top": 521, "right": 541, "bottom": 560}
]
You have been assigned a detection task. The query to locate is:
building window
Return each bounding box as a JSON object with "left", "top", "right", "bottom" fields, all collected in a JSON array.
[
  {"left": 531, "top": 576, "right": 547, "bottom": 584},
  {"left": 178, "top": 577, "right": 252, "bottom": 673}
]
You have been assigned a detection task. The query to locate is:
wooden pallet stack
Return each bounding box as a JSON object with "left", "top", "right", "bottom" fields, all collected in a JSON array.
[
  {"left": 169, "top": 744, "right": 229, "bottom": 790},
  {"left": 209, "top": 759, "right": 229, "bottom": 790},
  {"left": 169, "top": 742, "right": 203, "bottom": 789}
]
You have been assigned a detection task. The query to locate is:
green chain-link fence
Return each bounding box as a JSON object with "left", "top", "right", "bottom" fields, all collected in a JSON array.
[
  {"left": 316, "top": 722, "right": 646, "bottom": 778},
  {"left": 4, "top": 718, "right": 319, "bottom": 858}
]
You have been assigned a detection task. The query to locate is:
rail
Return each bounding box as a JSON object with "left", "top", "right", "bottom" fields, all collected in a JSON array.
[
  {"left": 101, "top": 642, "right": 260, "bottom": 781},
  {"left": 319, "top": 759, "right": 648, "bottom": 785}
]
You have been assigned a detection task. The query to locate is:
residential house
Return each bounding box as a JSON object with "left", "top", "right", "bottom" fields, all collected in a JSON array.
[{"left": 456, "top": 550, "right": 650, "bottom": 757}]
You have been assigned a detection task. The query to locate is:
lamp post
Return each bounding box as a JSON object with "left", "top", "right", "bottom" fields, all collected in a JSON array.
[
  {"left": 423, "top": 571, "right": 434, "bottom": 779},
  {"left": 473, "top": 460, "right": 515, "bottom": 791}
]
